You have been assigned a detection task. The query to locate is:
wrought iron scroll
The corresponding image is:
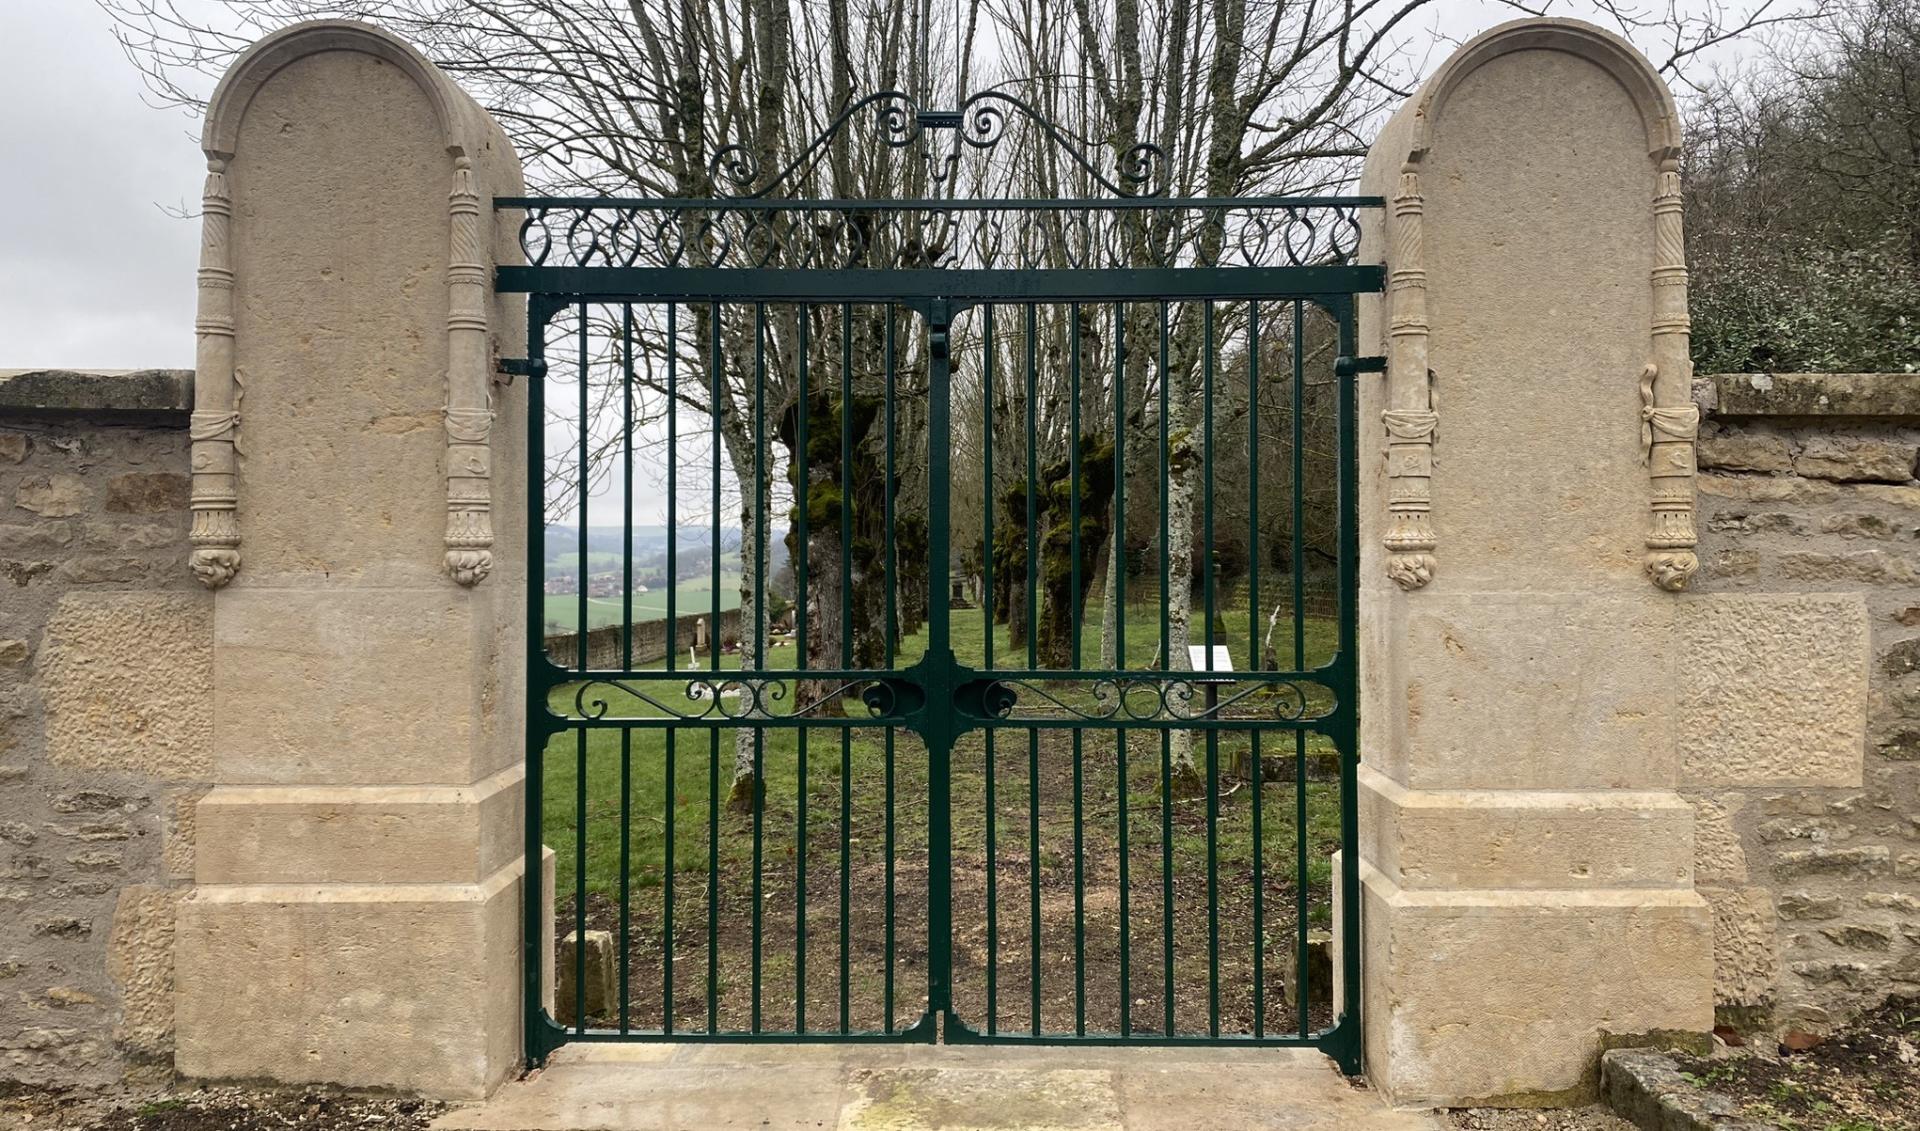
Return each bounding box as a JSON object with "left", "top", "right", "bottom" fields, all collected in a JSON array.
[
  {"left": 568, "top": 676, "right": 916, "bottom": 723},
  {"left": 444, "top": 155, "right": 495, "bottom": 586},
  {"left": 1644, "top": 157, "right": 1699, "bottom": 591},
  {"left": 957, "top": 676, "right": 1333, "bottom": 724},
  {"left": 1383, "top": 164, "right": 1437, "bottom": 590},
  {"left": 189, "top": 157, "right": 241, "bottom": 589},
  {"left": 706, "top": 90, "right": 1166, "bottom": 200},
  {"left": 513, "top": 198, "right": 1368, "bottom": 273}
]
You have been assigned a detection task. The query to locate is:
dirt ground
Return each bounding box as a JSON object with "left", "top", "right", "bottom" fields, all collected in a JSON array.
[
  {"left": 1671, "top": 995, "right": 1920, "bottom": 1131},
  {"left": 0, "top": 1082, "right": 442, "bottom": 1131},
  {"left": 1445, "top": 1107, "right": 1635, "bottom": 1130},
  {"left": 556, "top": 732, "right": 1339, "bottom": 1040}
]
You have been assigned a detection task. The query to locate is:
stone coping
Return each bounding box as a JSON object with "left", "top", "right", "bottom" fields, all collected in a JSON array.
[
  {"left": 0, "top": 368, "right": 194, "bottom": 419},
  {"left": 1698, "top": 372, "right": 1920, "bottom": 421}
]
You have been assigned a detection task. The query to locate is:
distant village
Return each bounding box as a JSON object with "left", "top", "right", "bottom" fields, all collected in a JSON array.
[{"left": 542, "top": 571, "right": 651, "bottom": 598}]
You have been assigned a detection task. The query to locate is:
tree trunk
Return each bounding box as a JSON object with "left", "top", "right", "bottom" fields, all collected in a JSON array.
[
  {"left": 726, "top": 435, "right": 769, "bottom": 812},
  {"left": 1163, "top": 409, "right": 1203, "bottom": 795},
  {"left": 1035, "top": 433, "right": 1116, "bottom": 669}
]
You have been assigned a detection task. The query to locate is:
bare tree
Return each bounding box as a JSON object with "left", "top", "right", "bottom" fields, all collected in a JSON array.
[
  {"left": 101, "top": 0, "right": 1819, "bottom": 798},
  {"left": 1687, "top": 0, "right": 1920, "bottom": 372}
]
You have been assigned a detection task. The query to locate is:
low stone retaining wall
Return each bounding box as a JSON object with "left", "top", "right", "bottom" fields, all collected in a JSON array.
[
  {"left": 1689, "top": 371, "right": 1920, "bottom": 1037},
  {"left": 543, "top": 607, "right": 743, "bottom": 670}
]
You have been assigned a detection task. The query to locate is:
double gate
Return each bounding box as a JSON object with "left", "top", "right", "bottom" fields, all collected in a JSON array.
[{"left": 500, "top": 96, "right": 1381, "bottom": 1073}]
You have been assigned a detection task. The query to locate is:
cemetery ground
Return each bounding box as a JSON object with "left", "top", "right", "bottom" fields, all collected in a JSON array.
[
  {"left": 542, "top": 592, "right": 1348, "bottom": 1040},
  {"left": 1666, "top": 995, "right": 1919, "bottom": 1131}
]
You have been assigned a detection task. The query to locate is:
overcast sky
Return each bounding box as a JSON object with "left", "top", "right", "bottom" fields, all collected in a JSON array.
[
  {"left": 1, "top": 1, "right": 1770, "bottom": 527},
  {"left": 1, "top": 3, "right": 205, "bottom": 370}
]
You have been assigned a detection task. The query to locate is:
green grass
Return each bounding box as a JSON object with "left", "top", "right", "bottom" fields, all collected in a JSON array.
[
  {"left": 538, "top": 583, "right": 1349, "bottom": 1035},
  {"left": 543, "top": 588, "right": 1345, "bottom": 905},
  {"left": 543, "top": 574, "right": 744, "bottom": 633}
]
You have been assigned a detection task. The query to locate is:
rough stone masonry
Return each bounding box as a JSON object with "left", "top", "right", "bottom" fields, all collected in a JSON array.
[
  {"left": 1689, "top": 370, "right": 1920, "bottom": 1036},
  {"left": 0, "top": 367, "right": 208, "bottom": 1087}
]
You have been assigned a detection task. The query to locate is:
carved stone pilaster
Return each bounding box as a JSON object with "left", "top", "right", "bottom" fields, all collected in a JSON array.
[
  {"left": 1384, "top": 164, "right": 1437, "bottom": 590},
  {"left": 1644, "top": 158, "right": 1698, "bottom": 591},
  {"left": 190, "top": 157, "right": 242, "bottom": 588},
  {"left": 444, "top": 155, "right": 494, "bottom": 586}
]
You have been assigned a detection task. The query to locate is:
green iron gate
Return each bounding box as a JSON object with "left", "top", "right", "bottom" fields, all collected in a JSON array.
[{"left": 499, "top": 93, "right": 1381, "bottom": 1072}]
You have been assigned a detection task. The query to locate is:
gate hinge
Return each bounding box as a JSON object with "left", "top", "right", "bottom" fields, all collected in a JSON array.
[{"left": 1334, "top": 355, "right": 1387, "bottom": 377}]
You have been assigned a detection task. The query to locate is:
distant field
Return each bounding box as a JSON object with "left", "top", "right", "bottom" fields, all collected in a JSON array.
[
  {"left": 543, "top": 575, "right": 743, "bottom": 633},
  {"left": 550, "top": 551, "right": 629, "bottom": 573}
]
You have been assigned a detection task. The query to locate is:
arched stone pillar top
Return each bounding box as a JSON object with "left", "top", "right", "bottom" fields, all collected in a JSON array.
[
  {"left": 189, "top": 18, "right": 523, "bottom": 590},
  {"left": 1404, "top": 18, "right": 1682, "bottom": 166},
  {"left": 1363, "top": 17, "right": 1698, "bottom": 594},
  {"left": 202, "top": 19, "right": 493, "bottom": 162}
]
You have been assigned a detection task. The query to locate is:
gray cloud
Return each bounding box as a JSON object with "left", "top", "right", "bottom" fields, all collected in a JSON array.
[{"left": 0, "top": 3, "right": 203, "bottom": 369}]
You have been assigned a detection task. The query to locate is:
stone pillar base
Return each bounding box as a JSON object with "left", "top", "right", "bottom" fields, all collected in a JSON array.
[
  {"left": 1354, "top": 860, "right": 1711, "bottom": 1108},
  {"left": 174, "top": 863, "right": 523, "bottom": 1098}
]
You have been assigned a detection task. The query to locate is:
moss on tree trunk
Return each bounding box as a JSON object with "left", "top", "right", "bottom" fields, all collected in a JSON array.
[{"left": 1035, "top": 434, "right": 1116, "bottom": 669}]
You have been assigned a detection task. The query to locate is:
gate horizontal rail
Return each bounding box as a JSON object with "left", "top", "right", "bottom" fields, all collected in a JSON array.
[{"left": 497, "top": 265, "right": 1383, "bottom": 302}]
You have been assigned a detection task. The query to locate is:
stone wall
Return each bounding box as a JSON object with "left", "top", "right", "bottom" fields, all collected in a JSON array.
[
  {"left": 543, "top": 606, "right": 744, "bottom": 670},
  {"left": 1689, "top": 371, "right": 1920, "bottom": 1035},
  {"left": 0, "top": 368, "right": 207, "bottom": 1086}
]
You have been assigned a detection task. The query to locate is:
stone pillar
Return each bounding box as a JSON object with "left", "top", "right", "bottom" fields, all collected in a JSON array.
[
  {"left": 171, "top": 21, "right": 528, "bottom": 1098},
  {"left": 1351, "top": 20, "right": 1713, "bottom": 1105}
]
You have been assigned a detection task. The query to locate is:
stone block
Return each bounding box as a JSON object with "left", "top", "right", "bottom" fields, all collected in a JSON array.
[
  {"left": 193, "top": 764, "right": 522, "bottom": 884},
  {"left": 1770, "top": 845, "right": 1889, "bottom": 878},
  {"left": 1820, "top": 512, "right": 1898, "bottom": 539},
  {"left": 555, "top": 929, "right": 617, "bottom": 1027},
  {"left": 0, "top": 521, "right": 71, "bottom": 552},
  {"left": 1686, "top": 793, "right": 1748, "bottom": 885},
  {"left": 1697, "top": 432, "right": 1792, "bottom": 474},
  {"left": 0, "top": 431, "right": 27, "bottom": 463},
  {"left": 1697, "top": 473, "right": 1839, "bottom": 505},
  {"left": 1678, "top": 594, "right": 1867, "bottom": 787},
  {"left": 106, "top": 885, "right": 180, "bottom": 1061},
  {"left": 1699, "top": 886, "right": 1777, "bottom": 1008},
  {"left": 212, "top": 588, "right": 493, "bottom": 785},
  {"left": 1853, "top": 483, "right": 1920, "bottom": 508},
  {"left": 174, "top": 864, "right": 523, "bottom": 1099},
  {"left": 1395, "top": 594, "right": 1677, "bottom": 790},
  {"left": 0, "top": 368, "right": 193, "bottom": 416},
  {"left": 39, "top": 592, "right": 212, "bottom": 780},
  {"left": 1884, "top": 637, "right": 1920, "bottom": 678},
  {"left": 1778, "top": 550, "right": 1920, "bottom": 584},
  {"left": 14, "top": 474, "right": 88, "bottom": 518},
  {"left": 1792, "top": 436, "right": 1917, "bottom": 483},
  {"left": 1362, "top": 766, "right": 1696, "bottom": 890},
  {"left": 1358, "top": 866, "right": 1713, "bottom": 1107},
  {"left": 1710, "top": 372, "right": 1920, "bottom": 420},
  {"left": 162, "top": 789, "right": 205, "bottom": 881},
  {"left": 103, "top": 472, "right": 189, "bottom": 514}
]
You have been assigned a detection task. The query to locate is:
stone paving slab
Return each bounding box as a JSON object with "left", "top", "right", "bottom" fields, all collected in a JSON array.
[{"left": 434, "top": 1045, "right": 1441, "bottom": 1131}]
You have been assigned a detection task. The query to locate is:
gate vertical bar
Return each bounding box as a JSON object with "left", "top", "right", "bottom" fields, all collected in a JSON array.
[
  {"left": 1334, "top": 295, "right": 1364, "bottom": 1073},
  {"left": 523, "top": 295, "right": 554, "bottom": 1063},
  {"left": 925, "top": 301, "right": 955, "bottom": 1038}
]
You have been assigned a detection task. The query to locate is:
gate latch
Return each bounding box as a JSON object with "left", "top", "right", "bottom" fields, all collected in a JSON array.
[{"left": 1333, "top": 355, "right": 1387, "bottom": 377}]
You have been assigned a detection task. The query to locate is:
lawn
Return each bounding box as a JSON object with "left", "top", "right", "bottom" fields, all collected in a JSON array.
[
  {"left": 538, "top": 585, "right": 1348, "bottom": 1041},
  {"left": 543, "top": 574, "right": 744, "bottom": 633}
]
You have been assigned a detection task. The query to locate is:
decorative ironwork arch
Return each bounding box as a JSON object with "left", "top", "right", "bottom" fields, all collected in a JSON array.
[{"left": 706, "top": 89, "right": 1168, "bottom": 200}]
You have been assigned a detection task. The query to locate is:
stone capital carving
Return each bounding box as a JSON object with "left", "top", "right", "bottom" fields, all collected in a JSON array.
[
  {"left": 189, "top": 157, "right": 242, "bottom": 588},
  {"left": 1383, "top": 164, "right": 1437, "bottom": 590},
  {"left": 443, "top": 155, "right": 495, "bottom": 586},
  {"left": 1643, "top": 160, "right": 1699, "bottom": 591}
]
